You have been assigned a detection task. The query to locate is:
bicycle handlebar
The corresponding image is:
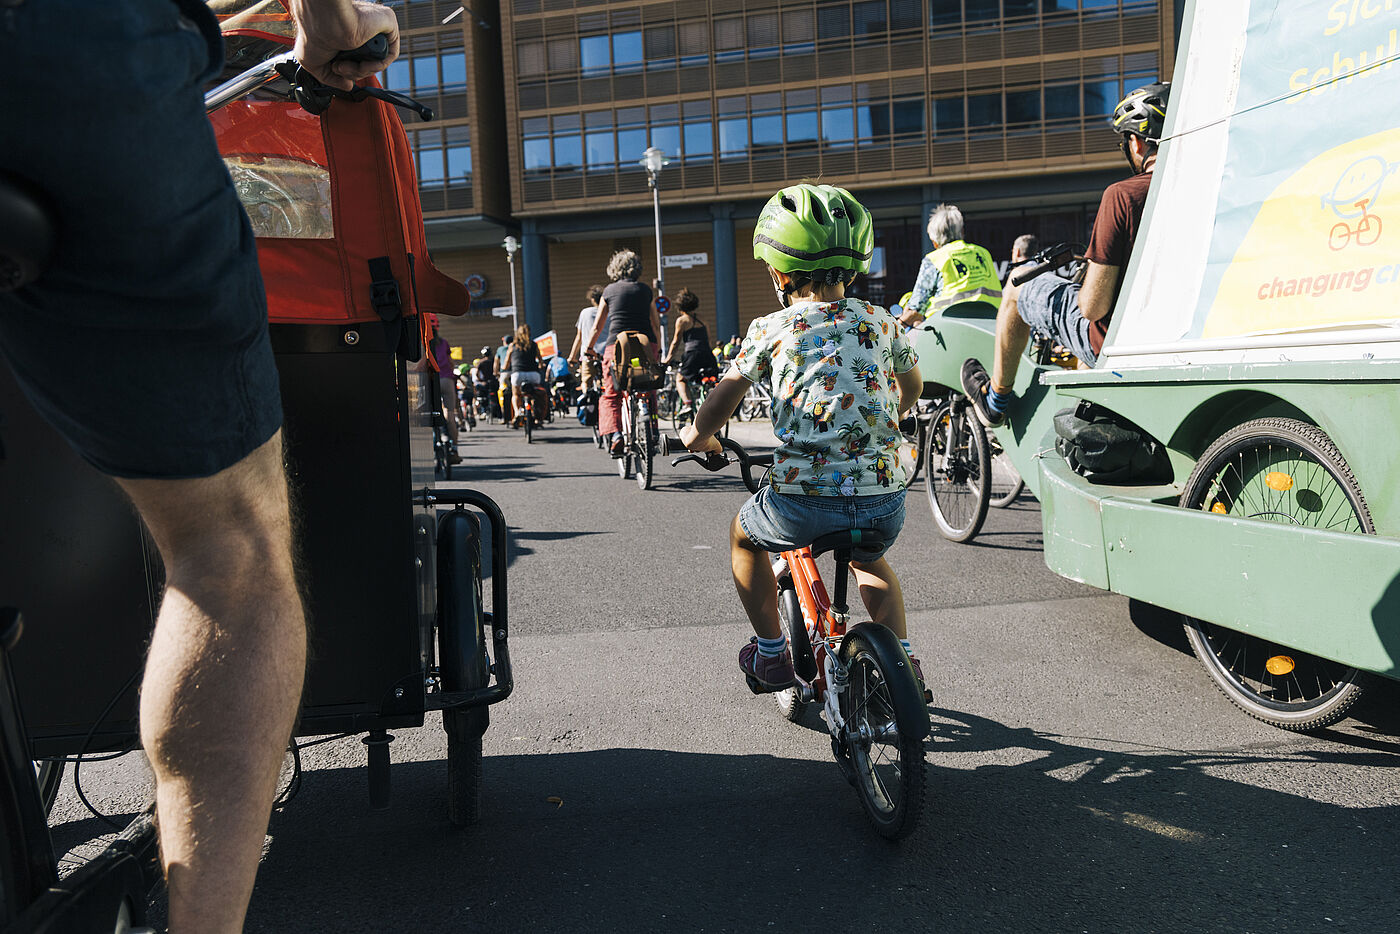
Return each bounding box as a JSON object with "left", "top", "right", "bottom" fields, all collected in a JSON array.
[
  {"left": 1009, "top": 242, "right": 1082, "bottom": 286},
  {"left": 664, "top": 435, "right": 772, "bottom": 494},
  {"left": 203, "top": 35, "right": 433, "bottom": 121}
]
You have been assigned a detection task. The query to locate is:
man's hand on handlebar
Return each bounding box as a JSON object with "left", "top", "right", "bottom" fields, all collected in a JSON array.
[
  {"left": 290, "top": 0, "right": 401, "bottom": 91},
  {"left": 679, "top": 424, "right": 722, "bottom": 456}
]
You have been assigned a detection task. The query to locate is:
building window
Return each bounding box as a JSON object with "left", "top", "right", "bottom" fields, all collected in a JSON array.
[
  {"left": 679, "top": 20, "right": 709, "bottom": 66},
  {"left": 714, "top": 16, "right": 744, "bottom": 63},
  {"left": 1005, "top": 88, "right": 1040, "bottom": 125},
  {"left": 439, "top": 52, "right": 466, "bottom": 92},
  {"left": 786, "top": 89, "right": 819, "bottom": 150},
  {"left": 649, "top": 103, "right": 681, "bottom": 159},
  {"left": 821, "top": 85, "right": 854, "bottom": 148},
  {"left": 447, "top": 145, "right": 472, "bottom": 182},
  {"left": 613, "top": 30, "right": 643, "bottom": 72},
  {"left": 967, "top": 92, "right": 1002, "bottom": 128},
  {"left": 817, "top": 3, "right": 851, "bottom": 41},
  {"left": 645, "top": 25, "right": 676, "bottom": 70},
  {"left": 523, "top": 117, "right": 550, "bottom": 172},
  {"left": 553, "top": 114, "right": 582, "bottom": 170},
  {"left": 415, "top": 128, "right": 445, "bottom": 187},
  {"left": 891, "top": 97, "right": 925, "bottom": 139},
  {"left": 1045, "top": 83, "right": 1079, "bottom": 120},
  {"left": 683, "top": 100, "right": 713, "bottom": 161},
  {"left": 747, "top": 12, "right": 780, "bottom": 59},
  {"left": 930, "top": 0, "right": 961, "bottom": 27},
  {"left": 549, "top": 37, "right": 579, "bottom": 72},
  {"left": 782, "top": 8, "right": 814, "bottom": 53},
  {"left": 1083, "top": 75, "right": 1121, "bottom": 116},
  {"left": 517, "top": 41, "right": 545, "bottom": 77},
  {"left": 934, "top": 96, "right": 965, "bottom": 134},
  {"left": 579, "top": 34, "right": 610, "bottom": 76},
  {"left": 852, "top": 1, "right": 888, "bottom": 35},
  {"left": 718, "top": 97, "right": 747, "bottom": 159}
]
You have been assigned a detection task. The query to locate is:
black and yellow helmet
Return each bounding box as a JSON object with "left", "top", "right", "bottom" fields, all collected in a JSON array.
[{"left": 1110, "top": 82, "right": 1170, "bottom": 143}]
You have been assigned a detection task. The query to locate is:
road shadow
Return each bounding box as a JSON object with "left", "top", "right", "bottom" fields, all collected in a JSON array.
[{"left": 239, "top": 720, "right": 1400, "bottom": 933}]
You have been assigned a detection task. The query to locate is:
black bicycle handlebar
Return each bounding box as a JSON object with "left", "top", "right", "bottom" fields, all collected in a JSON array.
[
  {"left": 1009, "top": 242, "right": 1082, "bottom": 286},
  {"left": 664, "top": 435, "right": 772, "bottom": 494},
  {"left": 331, "top": 35, "right": 390, "bottom": 64}
]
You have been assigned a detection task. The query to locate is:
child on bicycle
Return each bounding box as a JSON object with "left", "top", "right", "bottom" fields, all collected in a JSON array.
[{"left": 680, "top": 183, "right": 924, "bottom": 690}]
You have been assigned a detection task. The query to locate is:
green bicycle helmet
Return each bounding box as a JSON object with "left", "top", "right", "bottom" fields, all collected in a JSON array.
[
  {"left": 1110, "top": 81, "right": 1171, "bottom": 142},
  {"left": 752, "top": 183, "right": 874, "bottom": 282}
]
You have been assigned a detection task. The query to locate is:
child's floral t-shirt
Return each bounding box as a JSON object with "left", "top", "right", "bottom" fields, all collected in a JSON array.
[{"left": 733, "top": 298, "right": 918, "bottom": 496}]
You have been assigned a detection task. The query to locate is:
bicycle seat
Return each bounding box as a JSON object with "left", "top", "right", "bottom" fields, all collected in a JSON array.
[
  {"left": 809, "top": 528, "right": 888, "bottom": 562},
  {"left": 0, "top": 172, "right": 57, "bottom": 292}
]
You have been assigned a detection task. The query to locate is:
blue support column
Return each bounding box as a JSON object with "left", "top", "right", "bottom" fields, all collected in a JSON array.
[
  {"left": 522, "top": 218, "right": 550, "bottom": 336},
  {"left": 710, "top": 202, "right": 740, "bottom": 342}
]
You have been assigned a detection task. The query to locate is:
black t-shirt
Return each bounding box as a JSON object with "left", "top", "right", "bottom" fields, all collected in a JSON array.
[
  {"left": 601, "top": 280, "right": 655, "bottom": 343},
  {"left": 508, "top": 342, "right": 541, "bottom": 372}
]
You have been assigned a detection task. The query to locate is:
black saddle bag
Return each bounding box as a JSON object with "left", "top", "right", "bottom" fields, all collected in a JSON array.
[{"left": 1053, "top": 400, "right": 1171, "bottom": 484}]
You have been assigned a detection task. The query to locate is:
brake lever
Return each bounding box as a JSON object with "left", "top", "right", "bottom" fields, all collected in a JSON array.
[
  {"left": 275, "top": 56, "right": 435, "bottom": 121},
  {"left": 670, "top": 452, "right": 731, "bottom": 471}
]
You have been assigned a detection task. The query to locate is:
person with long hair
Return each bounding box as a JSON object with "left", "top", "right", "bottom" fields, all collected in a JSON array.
[
  {"left": 662, "top": 288, "right": 719, "bottom": 414},
  {"left": 584, "top": 249, "right": 661, "bottom": 456},
  {"left": 507, "top": 322, "right": 544, "bottom": 425}
]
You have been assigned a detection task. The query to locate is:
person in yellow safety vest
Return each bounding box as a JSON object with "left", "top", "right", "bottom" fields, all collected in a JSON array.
[{"left": 897, "top": 203, "right": 1001, "bottom": 329}]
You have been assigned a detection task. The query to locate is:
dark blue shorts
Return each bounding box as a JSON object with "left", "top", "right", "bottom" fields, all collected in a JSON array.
[
  {"left": 0, "top": 0, "right": 281, "bottom": 479},
  {"left": 737, "top": 487, "right": 907, "bottom": 560}
]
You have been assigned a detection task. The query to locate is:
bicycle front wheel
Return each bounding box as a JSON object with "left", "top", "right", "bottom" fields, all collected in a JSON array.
[
  {"left": 924, "top": 398, "right": 990, "bottom": 542},
  {"left": 840, "top": 632, "right": 926, "bottom": 839},
  {"left": 633, "top": 405, "right": 654, "bottom": 490}
]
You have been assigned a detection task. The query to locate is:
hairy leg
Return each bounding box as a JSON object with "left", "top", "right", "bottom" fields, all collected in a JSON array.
[
  {"left": 729, "top": 514, "right": 780, "bottom": 639},
  {"left": 990, "top": 292, "right": 1032, "bottom": 395},
  {"left": 850, "top": 557, "right": 907, "bottom": 640},
  {"left": 118, "top": 431, "right": 305, "bottom": 934}
]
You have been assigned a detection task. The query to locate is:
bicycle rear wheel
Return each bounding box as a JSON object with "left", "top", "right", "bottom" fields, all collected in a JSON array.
[
  {"left": 773, "top": 579, "right": 813, "bottom": 722},
  {"left": 924, "top": 398, "right": 991, "bottom": 542},
  {"left": 840, "top": 632, "right": 926, "bottom": 839},
  {"left": 988, "top": 442, "right": 1024, "bottom": 508}
]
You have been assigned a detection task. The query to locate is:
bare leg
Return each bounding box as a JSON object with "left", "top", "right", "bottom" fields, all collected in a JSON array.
[
  {"left": 729, "top": 514, "right": 780, "bottom": 639},
  {"left": 990, "top": 293, "right": 1032, "bottom": 396},
  {"left": 118, "top": 432, "right": 305, "bottom": 934},
  {"left": 677, "top": 377, "right": 692, "bottom": 409},
  {"left": 850, "top": 557, "right": 907, "bottom": 640}
]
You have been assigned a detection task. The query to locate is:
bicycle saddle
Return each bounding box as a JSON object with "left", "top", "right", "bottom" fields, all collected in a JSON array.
[
  {"left": 0, "top": 173, "right": 56, "bottom": 292},
  {"left": 809, "top": 528, "right": 888, "bottom": 562}
]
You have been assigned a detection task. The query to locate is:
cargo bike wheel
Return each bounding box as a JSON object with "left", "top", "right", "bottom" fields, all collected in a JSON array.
[
  {"left": 436, "top": 510, "right": 491, "bottom": 825},
  {"left": 1179, "top": 418, "right": 1372, "bottom": 732}
]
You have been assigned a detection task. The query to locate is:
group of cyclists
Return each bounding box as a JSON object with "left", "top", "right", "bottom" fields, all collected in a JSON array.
[{"left": 2, "top": 0, "right": 1175, "bottom": 916}]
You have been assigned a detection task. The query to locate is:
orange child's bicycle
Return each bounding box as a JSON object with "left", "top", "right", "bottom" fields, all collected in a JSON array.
[{"left": 664, "top": 436, "right": 931, "bottom": 838}]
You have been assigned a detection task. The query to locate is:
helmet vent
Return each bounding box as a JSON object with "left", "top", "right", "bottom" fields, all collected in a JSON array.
[
  {"left": 810, "top": 197, "right": 827, "bottom": 225},
  {"left": 832, "top": 205, "right": 847, "bottom": 220},
  {"left": 780, "top": 194, "right": 797, "bottom": 211}
]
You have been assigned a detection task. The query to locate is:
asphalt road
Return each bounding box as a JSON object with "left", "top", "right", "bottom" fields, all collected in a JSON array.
[{"left": 50, "top": 412, "right": 1400, "bottom": 933}]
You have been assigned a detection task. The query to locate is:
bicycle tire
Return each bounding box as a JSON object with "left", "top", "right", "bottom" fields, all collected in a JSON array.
[
  {"left": 1179, "top": 417, "right": 1372, "bottom": 732},
  {"left": 524, "top": 409, "right": 534, "bottom": 444},
  {"left": 988, "top": 446, "right": 1023, "bottom": 509},
  {"left": 633, "top": 406, "right": 653, "bottom": 490},
  {"left": 773, "top": 580, "right": 813, "bottom": 722},
  {"left": 840, "top": 631, "right": 927, "bottom": 839},
  {"left": 437, "top": 509, "right": 490, "bottom": 825},
  {"left": 924, "top": 398, "right": 991, "bottom": 543}
]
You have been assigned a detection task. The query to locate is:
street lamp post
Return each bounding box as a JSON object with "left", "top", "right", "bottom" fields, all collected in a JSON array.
[
  {"left": 502, "top": 235, "right": 520, "bottom": 333},
  {"left": 640, "top": 146, "right": 670, "bottom": 347}
]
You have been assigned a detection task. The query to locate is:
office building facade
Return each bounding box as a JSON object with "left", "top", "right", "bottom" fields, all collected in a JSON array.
[{"left": 408, "top": 0, "right": 1179, "bottom": 357}]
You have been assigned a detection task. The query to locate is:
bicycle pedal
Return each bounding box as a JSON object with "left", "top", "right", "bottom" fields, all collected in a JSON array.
[
  {"left": 923, "top": 688, "right": 933, "bottom": 703},
  {"left": 744, "top": 674, "right": 765, "bottom": 695}
]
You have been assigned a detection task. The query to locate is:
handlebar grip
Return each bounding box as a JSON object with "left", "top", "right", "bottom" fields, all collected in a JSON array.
[{"left": 331, "top": 34, "right": 391, "bottom": 64}]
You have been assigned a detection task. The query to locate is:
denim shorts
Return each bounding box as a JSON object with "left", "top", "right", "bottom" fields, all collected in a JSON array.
[
  {"left": 1016, "top": 275, "right": 1097, "bottom": 366},
  {"left": 737, "top": 486, "right": 906, "bottom": 560},
  {"left": 0, "top": 0, "right": 281, "bottom": 479}
]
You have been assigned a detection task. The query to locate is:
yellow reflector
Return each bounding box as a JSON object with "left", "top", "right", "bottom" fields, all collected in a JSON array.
[
  {"left": 1211, "top": 502, "right": 1228, "bottom": 514},
  {"left": 1265, "top": 471, "right": 1294, "bottom": 491},
  {"left": 1265, "top": 655, "right": 1296, "bottom": 676}
]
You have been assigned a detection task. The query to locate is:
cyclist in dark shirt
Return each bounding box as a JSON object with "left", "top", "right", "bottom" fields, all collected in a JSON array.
[
  {"left": 585, "top": 249, "right": 662, "bottom": 454},
  {"left": 662, "top": 288, "right": 719, "bottom": 414},
  {"left": 961, "top": 82, "right": 1170, "bottom": 429},
  {"left": 506, "top": 323, "right": 544, "bottom": 424},
  {"left": 0, "top": 2, "right": 398, "bottom": 930}
]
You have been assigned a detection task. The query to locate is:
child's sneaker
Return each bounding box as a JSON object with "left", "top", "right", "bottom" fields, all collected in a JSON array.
[{"left": 739, "top": 637, "right": 795, "bottom": 690}]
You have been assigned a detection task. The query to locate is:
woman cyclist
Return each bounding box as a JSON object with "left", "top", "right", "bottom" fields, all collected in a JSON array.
[
  {"left": 584, "top": 249, "right": 660, "bottom": 456},
  {"left": 662, "top": 288, "right": 720, "bottom": 417},
  {"left": 506, "top": 323, "right": 544, "bottom": 426}
]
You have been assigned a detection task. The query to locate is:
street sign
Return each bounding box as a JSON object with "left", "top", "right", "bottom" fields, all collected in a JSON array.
[
  {"left": 662, "top": 252, "right": 708, "bottom": 269},
  {"left": 655, "top": 295, "right": 671, "bottom": 315},
  {"left": 492, "top": 306, "right": 515, "bottom": 318}
]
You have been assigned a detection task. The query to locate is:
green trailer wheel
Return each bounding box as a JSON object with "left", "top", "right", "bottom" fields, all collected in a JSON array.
[{"left": 1180, "top": 418, "right": 1373, "bottom": 732}]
